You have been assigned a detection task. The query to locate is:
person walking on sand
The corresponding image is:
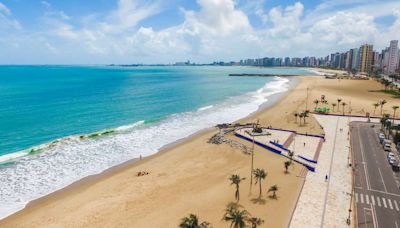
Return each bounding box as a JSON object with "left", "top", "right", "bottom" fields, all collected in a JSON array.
[
  {"left": 304, "top": 142, "right": 306, "bottom": 147},
  {"left": 325, "top": 174, "right": 328, "bottom": 182}
]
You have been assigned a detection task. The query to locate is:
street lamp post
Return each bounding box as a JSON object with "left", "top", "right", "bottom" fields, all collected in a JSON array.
[
  {"left": 250, "top": 122, "right": 255, "bottom": 188},
  {"left": 306, "top": 87, "right": 309, "bottom": 110}
]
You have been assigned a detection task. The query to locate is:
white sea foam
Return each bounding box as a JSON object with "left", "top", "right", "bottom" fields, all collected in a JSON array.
[
  {"left": 197, "top": 105, "right": 214, "bottom": 111},
  {"left": 115, "top": 120, "right": 145, "bottom": 132},
  {"left": 306, "top": 69, "right": 335, "bottom": 76},
  {"left": 0, "top": 151, "right": 28, "bottom": 163},
  {"left": 0, "top": 77, "right": 290, "bottom": 219}
]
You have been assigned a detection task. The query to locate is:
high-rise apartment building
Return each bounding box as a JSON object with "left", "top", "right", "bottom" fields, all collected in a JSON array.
[
  {"left": 351, "top": 48, "right": 359, "bottom": 71},
  {"left": 387, "top": 40, "right": 399, "bottom": 74},
  {"left": 359, "top": 44, "right": 373, "bottom": 73},
  {"left": 345, "top": 50, "right": 352, "bottom": 70}
]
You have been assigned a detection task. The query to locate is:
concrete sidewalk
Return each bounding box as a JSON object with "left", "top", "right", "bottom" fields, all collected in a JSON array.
[{"left": 290, "top": 115, "right": 379, "bottom": 228}]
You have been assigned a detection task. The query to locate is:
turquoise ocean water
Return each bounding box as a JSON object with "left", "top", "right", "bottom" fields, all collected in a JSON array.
[{"left": 0, "top": 65, "right": 314, "bottom": 218}]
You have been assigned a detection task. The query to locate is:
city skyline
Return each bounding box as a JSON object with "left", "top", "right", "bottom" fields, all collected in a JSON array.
[{"left": 0, "top": 0, "right": 400, "bottom": 64}]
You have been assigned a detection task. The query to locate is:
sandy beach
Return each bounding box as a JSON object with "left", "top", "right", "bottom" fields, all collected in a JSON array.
[{"left": 1, "top": 75, "right": 399, "bottom": 228}]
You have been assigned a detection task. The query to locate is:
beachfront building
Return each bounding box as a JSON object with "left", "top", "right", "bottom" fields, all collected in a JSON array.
[
  {"left": 284, "top": 57, "right": 291, "bottom": 66},
  {"left": 387, "top": 40, "right": 399, "bottom": 74},
  {"left": 351, "top": 48, "right": 360, "bottom": 71},
  {"left": 381, "top": 47, "right": 390, "bottom": 73},
  {"left": 359, "top": 44, "right": 373, "bottom": 73},
  {"left": 345, "top": 51, "right": 352, "bottom": 71}
]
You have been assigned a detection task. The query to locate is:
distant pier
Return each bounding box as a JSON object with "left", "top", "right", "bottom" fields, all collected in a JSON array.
[{"left": 228, "top": 73, "right": 298, "bottom": 77}]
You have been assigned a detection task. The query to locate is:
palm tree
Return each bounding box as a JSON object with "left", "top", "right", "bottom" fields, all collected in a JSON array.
[
  {"left": 284, "top": 161, "right": 291, "bottom": 174},
  {"left": 392, "top": 106, "right": 399, "bottom": 118},
  {"left": 303, "top": 110, "right": 310, "bottom": 124},
  {"left": 288, "top": 150, "right": 294, "bottom": 162},
  {"left": 180, "top": 214, "right": 211, "bottom": 228},
  {"left": 381, "top": 114, "right": 390, "bottom": 131},
  {"left": 268, "top": 185, "right": 279, "bottom": 199},
  {"left": 223, "top": 204, "right": 249, "bottom": 228},
  {"left": 392, "top": 106, "right": 399, "bottom": 125},
  {"left": 384, "top": 80, "right": 391, "bottom": 90},
  {"left": 229, "top": 174, "right": 245, "bottom": 201},
  {"left": 313, "top": 99, "right": 319, "bottom": 108},
  {"left": 248, "top": 217, "right": 264, "bottom": 228},
  {"left": 337, "top": 99, "right": 342, "bottom": 108},
  {"left": 380, "top": 100, "right": 387, "bottom": 115},
  {"left": 341, "top": 102, "right": 347, "bottom": 115},
  {"left": 294, "top": 112, "right": 299, "bottom": 123},
  {"left": 253, "top": 168, "right": 267, "bottom": 198},
  {"left": 298, "top": 112, "right": 304, "bottom": 126},
  {"left": 332, "top": 103, "right": 337, "bottom": 112},
  {"left": 373, "top": 103, "right": 379, "bottom": 115}
]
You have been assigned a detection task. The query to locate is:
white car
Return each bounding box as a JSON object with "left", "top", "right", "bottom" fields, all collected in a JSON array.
[
  {"left": 384, "top": 144, "right": 392, "bottom": 152},
  {"left": 389, "top": 157, "right": 397, "bottom": 165},
  {"left": 388, "top": 152, "right": 395, "bottom": 159},
  {"left": 379, "top": 133, "right": 385, "bottom": 140}
]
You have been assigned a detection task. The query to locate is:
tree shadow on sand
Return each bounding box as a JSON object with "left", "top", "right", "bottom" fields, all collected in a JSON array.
[
  {"left": 268, "top": 195, "right": 279, "bottom": 200},
  {"left": 250, "top": 198, "right": 266, "bottom": 205}
]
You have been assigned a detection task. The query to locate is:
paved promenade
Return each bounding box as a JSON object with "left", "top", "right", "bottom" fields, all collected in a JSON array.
[{"left": 290, "top": 115, "right": 379, "bottom": 228}]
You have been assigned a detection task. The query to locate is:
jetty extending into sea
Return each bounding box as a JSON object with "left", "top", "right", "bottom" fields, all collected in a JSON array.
[{"left": 229, "top": 73, "right": 299, "bottom": 77}]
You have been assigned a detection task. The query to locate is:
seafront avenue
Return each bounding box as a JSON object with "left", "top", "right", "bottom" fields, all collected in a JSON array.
[{"left": 351, "top": 122, "right": 400, "bottom": 228}]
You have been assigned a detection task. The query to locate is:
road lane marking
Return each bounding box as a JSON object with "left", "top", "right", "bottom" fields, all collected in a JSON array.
[
  {"left": 371, "top": 205, "right": 379, "bottom": 228},
  {"left": 365, "top": 189, "right": 400, "bottom": 197},
  {"left": 388, "top": 199, "right": 394, "bottom": 210},
  {"left": 356, "top": 193, "right": 359, "bottom": 202},
  {"left": 378, "top": 168, "right": 388, "bottom": 192},
  {"left": 394, "top": 200, "right": 399, "bottom": 211},
  {"left": 382, "top": 198, "right": 387, "bottom": 208},
  {"left": 360, "top": 193, "right": 364, "bottom": 204},
  {"left": 377, "top": 197, "right": 381, "bottom": 207},
  {"left": 366, "top": 194, "right": 370, "bottom": 204},
  {"left": 371, "top": 195, "right": 375, "bottom": 205},
  {"left": 357, "top": 126, "right": 371, "bottom": 190}
]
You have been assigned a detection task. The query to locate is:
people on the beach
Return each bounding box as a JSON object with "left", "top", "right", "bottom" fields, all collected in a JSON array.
[
  {"left": 137, "top": 171, "right": 150, "bottom": 176},
  {"left": 325, "top": 174, "right": 328, "bottom": 182}
]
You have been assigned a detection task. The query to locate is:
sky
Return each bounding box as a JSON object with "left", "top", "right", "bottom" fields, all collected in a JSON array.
[{"left": 0, "top": 0, "right": 400, "bottom": 64}]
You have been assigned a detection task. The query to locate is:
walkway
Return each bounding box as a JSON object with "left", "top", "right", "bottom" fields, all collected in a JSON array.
[{"left": 290, "top": 115, "right": 379, "bottom": 228}]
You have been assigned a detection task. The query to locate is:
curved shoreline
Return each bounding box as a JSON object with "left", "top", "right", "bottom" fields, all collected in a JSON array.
[
  {"left": 0, "top": 76, "right": 298, "bottom": 220},
  {"left": 2, "top": 73, "right": 397, "bottom": 227}
]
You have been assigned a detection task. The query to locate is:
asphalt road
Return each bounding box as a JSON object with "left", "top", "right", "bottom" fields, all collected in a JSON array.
[{"left": 351, "top": 122, "right": 400, "bottom": 228}]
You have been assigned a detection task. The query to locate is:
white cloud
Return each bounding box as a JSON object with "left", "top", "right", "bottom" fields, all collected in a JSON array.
[
  {"left": 99, "top": 0, "right": 162, "bottom": 33},
  {"left": 267, "top": 2, "right": 304, "bottom": 38},
  {"left": 0, "top": 2, "right": 21, "bottom": 30},
  {"left": 45, "top": 42, "right": 58, "bottom": 54},
  {"left": 1, "top": 0, "right": 400, "bottom": 64},
  {"left": 41, "top": 1, "right": 71, "bottom": 20},
  {"left": 311, "top": 12, "right": 377, "bottom": 45},
  {"left": 0, "top": 2, "right": 11, "bottom": 15}
]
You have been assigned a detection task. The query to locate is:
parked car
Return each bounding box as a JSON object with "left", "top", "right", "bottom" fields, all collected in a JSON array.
[
  {"left": 384, "top": 144, "right": 392, "bottom": 152},
  {"left": 382, "top": 139, "right": 391, "bottom": 145},
  {"left": 392, "top": 164, "right": 400, "bottom": 172},
  {"left": 379, "top": 133, "right": 385, "bottom": 140},
  {"left": 388, "top": 157, "right": 397, "bottom": 165},
  {"left": 388, "top": 152, "right": 395, "bottom": 159}
]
